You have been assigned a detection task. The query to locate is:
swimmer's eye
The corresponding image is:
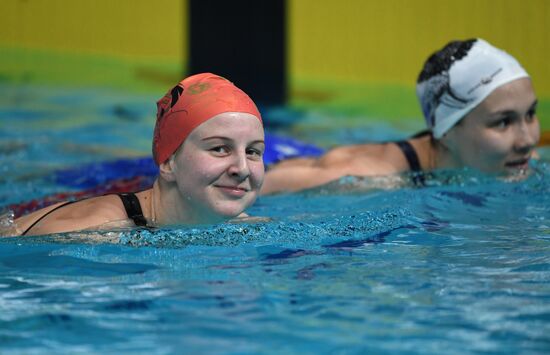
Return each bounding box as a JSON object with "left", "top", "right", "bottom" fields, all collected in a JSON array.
[
  {"left": 526, "top": 100, "right": 538, "bottom": 122},
  {"left": 210, "top": 146, "right": 230, "bottom": 155},
  {"left": 526, "top": 108, "right": 537, "bottom": 122},
  {"left": 246, "top": 147, "right": 264, "bottom": 160},
  {"left": 490, "top": 116, "right": 512, "bottom": 130}
]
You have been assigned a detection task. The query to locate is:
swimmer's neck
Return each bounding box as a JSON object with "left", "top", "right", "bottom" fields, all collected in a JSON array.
[
  {"left": 408, "top": 134, "right": 438, "bottom": 171},
  {"left": 143, "top": 180, "right": 227, "bottom": 227},
  {"left": 411, "top": 134, "right": 464, "bottom": 171}
]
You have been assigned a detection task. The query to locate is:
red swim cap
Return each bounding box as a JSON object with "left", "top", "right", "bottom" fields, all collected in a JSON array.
[{"left": 152, "top": 73, "right": 262, "bottom": 165}]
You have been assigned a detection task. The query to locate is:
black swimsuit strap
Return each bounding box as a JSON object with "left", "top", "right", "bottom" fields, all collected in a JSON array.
[
  {"left": 21, "top": 200, "right": 77, "bottom": 236},
  {"left": 117, "top": 193, "right": 148, "bottom": 227},
  {"left": 395, "top": 140, "right": 422, "bottom": 172},
  {"left": 395, "top": 140, "right": 427, "bottom": 187}
]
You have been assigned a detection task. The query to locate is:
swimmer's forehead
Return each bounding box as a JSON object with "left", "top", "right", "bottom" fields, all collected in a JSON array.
[{"left": 190, "top": 112, "right": 264, "bottom": 141}]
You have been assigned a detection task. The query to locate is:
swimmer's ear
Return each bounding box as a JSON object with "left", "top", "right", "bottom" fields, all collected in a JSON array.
[{"left": 159, "top": 156, "right": 177, "bottom": 182}]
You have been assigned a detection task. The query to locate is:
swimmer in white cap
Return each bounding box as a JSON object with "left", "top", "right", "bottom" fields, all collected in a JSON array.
[{"left": 262, "top": 39, "right": 540, "bottom": 194}]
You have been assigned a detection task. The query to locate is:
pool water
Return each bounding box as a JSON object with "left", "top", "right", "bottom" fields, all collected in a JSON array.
[{"left": 1, "top": 84, "right": 549, "bottom": 354}]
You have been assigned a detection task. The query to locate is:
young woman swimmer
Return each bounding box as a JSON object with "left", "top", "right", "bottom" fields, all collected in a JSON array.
[
  {"left": 261, "top": 39, "right": 540, "bottom": 194},
  {"left": 12, "top": 73, "right": 265, "bottom": 236}
]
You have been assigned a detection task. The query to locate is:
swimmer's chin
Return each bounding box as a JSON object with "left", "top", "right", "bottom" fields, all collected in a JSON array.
[{"left": 230, "top": 213, "right": 272, "bottom": 224}]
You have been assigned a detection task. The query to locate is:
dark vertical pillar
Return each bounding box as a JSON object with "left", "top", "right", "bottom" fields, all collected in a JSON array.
[{"left": 188, "top": 0, "right": 286, "bottom": 107}]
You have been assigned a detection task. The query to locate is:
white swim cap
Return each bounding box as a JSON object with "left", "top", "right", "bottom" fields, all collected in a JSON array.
[{"left": 416, "top": 39, "right": 529, "bottom": 139}]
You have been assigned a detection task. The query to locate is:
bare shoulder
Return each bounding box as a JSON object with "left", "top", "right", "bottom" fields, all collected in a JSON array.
[
  {"left": 316, "top": 143, "right": 408, "bottom": 175},
  {"left": 65, "top": 195, "right": 127, "bottom": 220},
  {"left": 261, "top": 139, "right": 426, "bottom": 194},
  {"left": 16, "top": 195, "right": 128, "bottom": 236},
  {"left": 316, "top": 144, "right": 379, "bottom": 165}
]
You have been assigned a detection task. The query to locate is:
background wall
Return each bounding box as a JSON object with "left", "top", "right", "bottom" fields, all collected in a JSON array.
[
  {"left": 289, "top": 0, "right": 549, "bottom": 127},
  {"left": 0, "top": 0, "right": 548, "bottom": 128},
  {"left": 291, "top": 0, "right": 548, "bottom": 89},
  {"left": 0, "top": 0, "right": 185, "bottom": 91}
]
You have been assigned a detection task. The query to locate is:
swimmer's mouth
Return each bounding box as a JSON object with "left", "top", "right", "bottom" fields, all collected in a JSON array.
[
  {"left": 505, "top": 158, "right": 530, "bottom": 168},
  {"left": 216, "top": 185, "right": 249, "bottom": 191},
  {"left": 214, "top": 185, "right": 250, "bottom": 195}
]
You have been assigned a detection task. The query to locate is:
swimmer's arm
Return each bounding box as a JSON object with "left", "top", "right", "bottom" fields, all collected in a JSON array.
[
  {"left": 261, "top": 164, "right": 346, "bottom": 194},
  {"left": 262, "top": 146, "right": 376, "bottom": 194},
  {"left": 261, "top": 143, "right": 407, "bottom": 194},
  {"left": 261, "top": 148, "right": 357, "bottom": 194}
]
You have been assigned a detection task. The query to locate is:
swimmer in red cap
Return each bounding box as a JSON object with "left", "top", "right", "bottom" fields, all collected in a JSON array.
[
  {"left": 262, "top": 39, "right": 540, "bottom": 194},
  {"left": 13, "top": 73, "right": 265, "bottom": 236}
]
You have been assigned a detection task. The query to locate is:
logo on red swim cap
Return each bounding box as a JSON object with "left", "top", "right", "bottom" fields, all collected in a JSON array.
[
  {"left": 152, "top": 73, "right": 262, "bottom": 165},
  {"left": 187, "top": 82, "right": 210, "bottom": 95}
]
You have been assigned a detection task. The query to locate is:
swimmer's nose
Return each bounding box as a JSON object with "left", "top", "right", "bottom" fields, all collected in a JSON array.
[
  {"left": 227, "top": 151, "right": 250, "bottom": 179},
  {"left": 514, "top": 120, "right": 539, "bottom": 154}
]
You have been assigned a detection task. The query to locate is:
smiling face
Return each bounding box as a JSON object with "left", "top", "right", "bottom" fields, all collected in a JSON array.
[
  {"left": 167, "top": 112, "right": 264, "bottom": 223},
  {"left": 439, "top": 78, "right": 540, "bottom": 174}
]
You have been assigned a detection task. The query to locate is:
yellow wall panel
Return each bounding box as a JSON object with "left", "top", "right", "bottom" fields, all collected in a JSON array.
[
  {"left": 289, "top": 0, "right": 550, "bottom": 97},
  {"left": 0, "top": 0, "right": 185, "bottom": 60}
]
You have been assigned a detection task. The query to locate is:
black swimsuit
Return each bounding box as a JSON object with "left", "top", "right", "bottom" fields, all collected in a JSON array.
[
  {"left": 117, "top": 193, "right": 148, "bottom": 227},
  {"left": 394, "top": 131, "right": 431, "bottom": 186},
  {"left": 394, "top": 140, "right": 421, "bottom": 172},
  {"left": 21, "top": 193, "right": 147, "bottom": 236}
]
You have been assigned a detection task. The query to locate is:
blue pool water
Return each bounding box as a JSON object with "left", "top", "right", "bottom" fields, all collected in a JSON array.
[{"left": 1, "top": 84, "right": 549, "bottom": 354}]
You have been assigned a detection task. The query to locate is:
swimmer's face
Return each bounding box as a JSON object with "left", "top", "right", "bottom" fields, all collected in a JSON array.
[
  {"left": 441, "top": 78, "right": 540, "bottom": 174},
  {"left": 169, "top": 112, "right": 264, "bottom": 222}
]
